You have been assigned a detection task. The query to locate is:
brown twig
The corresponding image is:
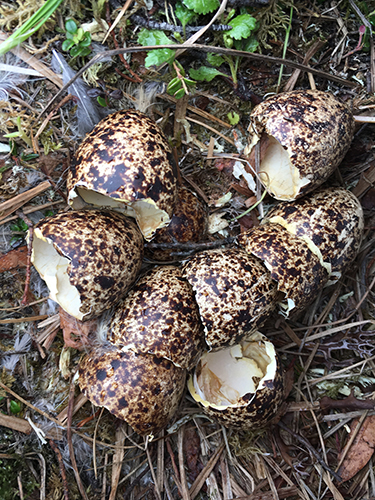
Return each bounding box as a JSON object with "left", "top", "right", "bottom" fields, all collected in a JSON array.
[
  {"left": 49, "top": 439, "right": 69, "bottom": 500},
  {"left": 39, "top": 44, "right": 358, "bottom": 118},
  {"left": 277, "top": 421, "right": 342, "bottom": 482},
  {"left": 16, "top": 211, "right": 33, "bottom": 306},
  {"left": 67, "top": 378, "right": 89, "bottom": 500}
]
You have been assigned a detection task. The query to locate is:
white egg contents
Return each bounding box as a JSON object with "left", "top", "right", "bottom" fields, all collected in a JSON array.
[
  {"left": 191, "top": 334, "right": 277, "bottom": 408},
  {"left": 31, "top": 230, "right": 83, "bottom": 319}
]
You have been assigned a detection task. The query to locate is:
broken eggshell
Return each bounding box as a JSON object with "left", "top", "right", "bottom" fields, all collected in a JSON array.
[
  {"left": 238, "top": 224, "right": 328, "bottom": 315},
  {"left": 67, "top": 109, "right": 178, "bottom": 240},
  {"left": 78, "top": 345, "right": 186, "bottom": 435},
  {"left": 108, "top": 266, "right": 205, "bottom": 370},
  {"left": 264, "top": 187, "right": 364, "bottom": 281},
  {"left": 145, "top": 185, "right": 208, "bottom": 261},
  {"left": 31, "top": 210, "right": 143, "bottom": 321},
  {"left": 245, "top": 90, "right": 354, "bottom": 200},
  {"left": 188, "top": 332, "right": 284, "bottom": 430},
  {"left": 182, "top": 247, "right": 278, "bottom": 349}
]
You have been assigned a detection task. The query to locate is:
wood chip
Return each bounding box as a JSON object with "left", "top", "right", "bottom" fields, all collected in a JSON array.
[{"left": 0, "top": 180, "right": 51, "bottom": 223}]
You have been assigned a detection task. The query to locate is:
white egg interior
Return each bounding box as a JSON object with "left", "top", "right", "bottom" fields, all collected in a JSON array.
[
  {"left": 31, "top": 229, "right": 83, "bottom": 320},
  {"left": 69, "top": 187, "right": 170, "bottom": 241},
  {"left": 247, "top": 135, "right": 310, "bottom": 200},
  {"left": 190, "top": 334, "right": 277, "bottom": 408}
]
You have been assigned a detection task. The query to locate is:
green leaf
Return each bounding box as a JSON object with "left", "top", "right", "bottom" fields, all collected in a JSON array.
[
  {"left": 137, "top": 29, "right": 175, "bottom": 66},
  {"left": 65, "top": 19, "right": 77, "bottom": 34},
  {"left": 145, "top": 48, "right": 175, "bottom": 66},
  {"left": 69, "top": 45, "right": 82, "bottom": 57},
  {"left": 243, "top": 35, "right": 258, "bottom": 53},
  {"left": 190, "top": 66, "right": 226, "bottom": 82},
  {"left": 227, "top": 14, "right": 257, "bottom": 40},
  {"left": 182, "top": 0, "right": 219, "bottom": 15},
  {"left": 207, "top": 52, "right": 224, "bottom": 67},
  {"left": 61, "top": 40, "right": 74, "bottom": 52},
  {"left": 227, "top": 111, "right": 240, "bottom": 125},
  {"left": 79, "top": 46, "right": 92, "bottom": 58},
  {"left": 97, "top": 96, "right": 108, "bottom": 107},
  {"left": 137, "top": 28, "right": 174, "bottom": 47},
  {"left": 76, "top": 27, "right": 84, "bottom": 40},
  {"left": 174, "top": 88, "right": 186, "bottom": 99},
  {"left": 10, "top": 400, "right": 21, "bottom": 414},
  {"left": 80, "top": 32, "right": 92, "bottom": 47},
  {"left": 175, "top": 1, "right": 196, "bottom": 28},
  {"left": 167, "top": 77, "right": 182, "bottom": 95}
]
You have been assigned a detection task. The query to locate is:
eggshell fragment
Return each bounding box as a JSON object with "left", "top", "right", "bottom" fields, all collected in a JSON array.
[
  {"left": 145, "top": 186, "right": 208, "bottom": 261},
  {"left": 182, "top": 248, "right": 278, "bottom": 349},
  {"left": 31, "top": 210, "right": 143, "bottom": 320},
  {"left": 264, "top": 187, "right": 364, "bottom": 281},
  {"left": 78, "top": 346, "right": 186, "bottom": 435},
  {"left": 188, "top": 332, "right": 284, "bottom": 429},
  {"left": 245, "top": 90, "right": 354, "bottom": 200},
  {"left": 238, "top": 224, "right": 328, "bottom": 315},
  {"left": 108, "top": 266, "right": 205, "bottom": 370},
  {"left": 67, "top": 109, "right": 178, "bottom": 240}
]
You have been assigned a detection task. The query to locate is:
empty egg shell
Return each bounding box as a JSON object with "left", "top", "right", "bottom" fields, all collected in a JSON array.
[
  {"left": 78, "top": 346, "right": 186, "bottom": 435},
  {"left": 108, "top": 266, "right": 205, "bottom": 370},
  {"left": 67, "top": 109, "right": 178, "bottom": 240},
  {"left": 245, "top": 90, "right": 354, "bottom": 200},
  {"left": 182, "top": 248, "right": 278, "bottom": 349},
  {"left": 264, "top": 187, "right": 364, "bottom": 281},
  {"left": 145, "top": 186, "right": 208, "bottom": 261},
  {"left": 31, "top": 210, "right": 143, "bottom": 320},
  {"left": 188, "top": 332, "right": 284, "bottom": 430},
  {"left": 238, "top": 224, "right": 328, "bottom": 315}
]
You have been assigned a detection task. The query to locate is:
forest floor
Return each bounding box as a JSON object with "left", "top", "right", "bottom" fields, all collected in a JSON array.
[{"left": 1, "top": 0, "right": 375, "bottom": 499}]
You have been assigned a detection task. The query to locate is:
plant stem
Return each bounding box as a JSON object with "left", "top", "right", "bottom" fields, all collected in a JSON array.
[
  {"left": 0, "top": 0, "right": 64, "bottom": 56},
  {"left": 277, "top": 4, "right": 294, "bottom": 92}
]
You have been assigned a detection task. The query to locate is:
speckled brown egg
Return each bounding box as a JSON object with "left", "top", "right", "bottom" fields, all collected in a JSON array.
[
  {"left": 145, "top": 186, "right": 208, "bottom": 261},
  {"left": 264, "top": 187, "right": 364, "bottom": 281},
  {"left": 31, "top": 210, "right": 143, "bottom": 320},
  {"left": 244, "top": 90, "right": 354, "bottom": 200},
  {"left": 188, "top": 332, "right": 284, "bottom": 430},
  {"left": 108, "top": 266, "right": 205, "bottom": 370},
  {"left": 182, "top": 248, "right": 278, "bottom": 349},
  {"left": 78, "top": 346, "right": 186, "bottom": 435},
  {"left": 238, "top": 224, "right": 328, "bottom": 315},
  {"left": 67, "top": 109, "right": 178, "bottom": 240}
]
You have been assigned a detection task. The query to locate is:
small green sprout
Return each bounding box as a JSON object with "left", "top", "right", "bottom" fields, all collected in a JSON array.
[{"left": 62, "top": 19, "right": 92, "bottom": 61}]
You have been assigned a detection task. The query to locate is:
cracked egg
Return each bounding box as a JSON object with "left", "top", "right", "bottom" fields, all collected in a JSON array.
[
  {"left": 108, "top": 265, "right": 205, "bottom": 370},
  {"left": 67, "top": 109, "right": 178, "bottom": 240},
  {"left": 145, "top": 185, "right": 208, "bottom": 261},
  {"left": 31, "top": 210, "right": 143, "bottom": 320},
  {"left": 245, "top": 90, "right": 354, "bottom": 200},
  {"left": 238, "top": 223, "right": 329, "bottom": 316},
  {"left": 182, "top": 247, "right": 278, "bottom": 349},
  {"left": 78, "top": 345, "right": 186, "bottom": 435},
  {"left": 188, "top": 332, "right": 284, "bottom": 429},
  {"left": 264, "top": 187, "right": 364, "bottom": 282}
]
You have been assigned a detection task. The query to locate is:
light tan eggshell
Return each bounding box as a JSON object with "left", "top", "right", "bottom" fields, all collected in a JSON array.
[
  {"left": 245, "top": 90, "right": 354, "bottom": 200},
  {"left": 238, "top": 224, "right": 328, "bottom": 314},
  {"left": 188, "top": 332, "right": 285, "bottom": 430},
  {"left": 264, "top": 187, "right": 364, "bottom": 280},
  {"left": 108, "top": 266, "right": 205, "bottom": 370},
  {"left": 67, "top": 109, "right": 178, "bottom": 240},
  {"left": 182, "top": 247, "right": 278, "bottom": 349},
  {"left": 78, "top": 346, "right": 186, "bottom": 435},
  {"left": 31, "top": 210, "right": 143, "bottom": 320}
]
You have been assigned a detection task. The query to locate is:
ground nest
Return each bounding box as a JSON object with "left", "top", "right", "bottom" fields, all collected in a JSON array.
[{"left": 1, "top": 0, "right": 375, "bottom": 499}]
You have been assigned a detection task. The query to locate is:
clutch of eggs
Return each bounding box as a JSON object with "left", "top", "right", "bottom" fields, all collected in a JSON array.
[
  {"left": 67, "top": 109, "right": 178, "bottom": 241},
  {"left": 244, "top": 90, "right": 354, "bottom": 201}
]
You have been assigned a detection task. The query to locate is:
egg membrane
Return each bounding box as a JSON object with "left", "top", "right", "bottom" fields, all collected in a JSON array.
[
  {"left": 192, "top": 334, "right": 277, "bottom": 408},
  {"left": 31, "top": 229, "right": 83, "bottom": 320}
]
